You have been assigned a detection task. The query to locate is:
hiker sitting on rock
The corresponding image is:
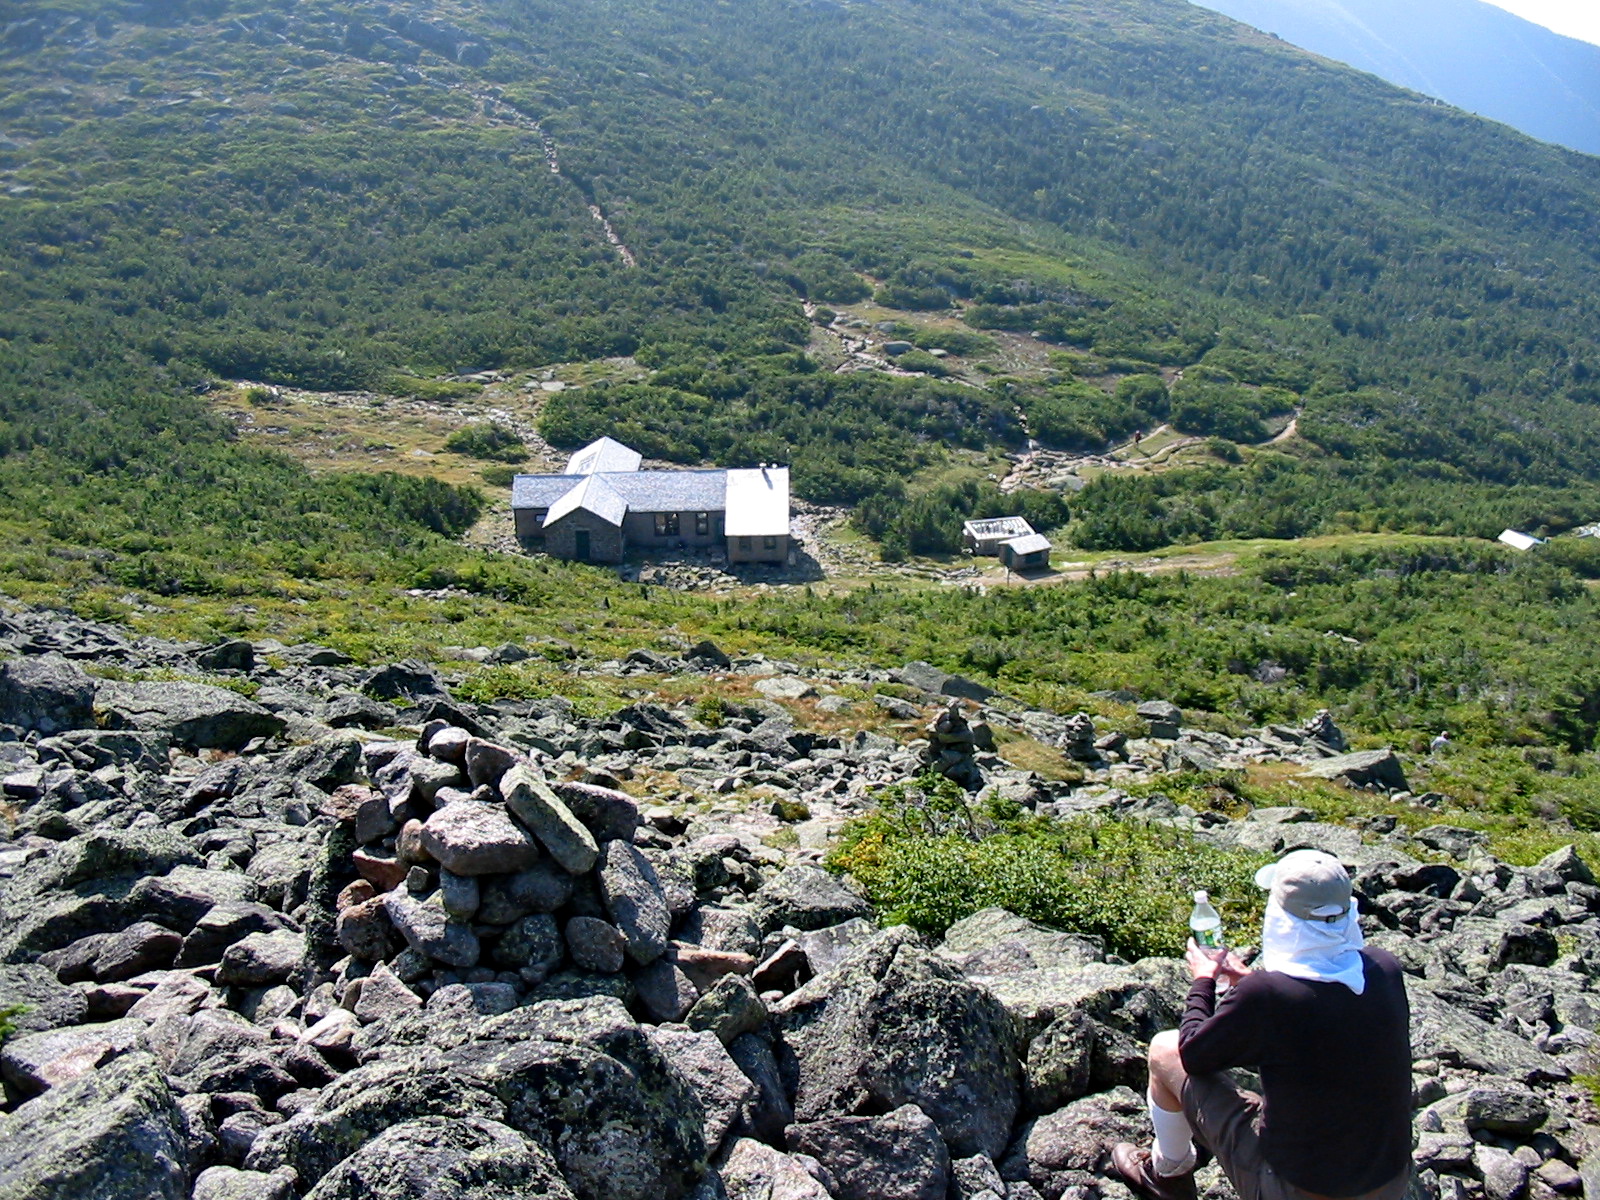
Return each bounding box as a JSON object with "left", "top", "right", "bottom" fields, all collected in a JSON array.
[{"left": 1112, "top": 849, "right": 1412, "bottom": 1200}]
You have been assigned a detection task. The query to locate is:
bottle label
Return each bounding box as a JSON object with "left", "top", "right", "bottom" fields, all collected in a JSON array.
[{"left": 1194, "top": 927, "right": 1223, "bottom": 949}]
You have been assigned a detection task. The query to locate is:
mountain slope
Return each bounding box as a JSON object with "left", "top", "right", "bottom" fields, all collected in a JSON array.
[
  {"left": 1186, "top": 0, "right": 1600, "bottom": 155},
  {"left": 2, "top": 0, "right": 1600, "bottom": 586}
]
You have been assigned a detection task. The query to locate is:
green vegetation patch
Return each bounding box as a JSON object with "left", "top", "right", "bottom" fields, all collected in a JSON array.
[{"left": 828, "top": 774, "right": 1268, "bottom": 959}]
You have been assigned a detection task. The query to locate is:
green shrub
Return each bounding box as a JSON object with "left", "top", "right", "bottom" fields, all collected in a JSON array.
[
  {"left": 0, "top": 1004, "right": 24, "bottom": 1044},
  {"left": 480, "top": 464, "right": 519, "bottom": 487},
  {"left": 445, "top": 423, "right": 526, "bottom": 462},
  {"left": 386, "top": 376, "right": 486, "bottom": 402},
  {"left": 828, "top": 774, "right": 1269, "bottom": 958},
  {"left": 894, "top": 350, "right": 950, "bottom": 376}
]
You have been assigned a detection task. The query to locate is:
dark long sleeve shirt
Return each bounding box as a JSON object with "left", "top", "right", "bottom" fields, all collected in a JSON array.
[{"left": 1179, "top": 948, "right": 1413, "bottom": 1197}]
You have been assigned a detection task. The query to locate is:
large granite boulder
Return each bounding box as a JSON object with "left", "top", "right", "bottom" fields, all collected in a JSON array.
[
  {"left": 246, "top": 1060, "right": 506, "bottom": 1187},
  {"left": 0, "top": 654, "right": 96, "bottom": 734},
  {"left": 1299, "top": 748, "right": 1409, "bottom": 792},
  {"left": 773, "top": 927, "right": 1020, "bottom": 1158},
  {"left": 0, "top": 1052, "right": 190, "bottom": 1200},
  {"left": 751, "top": 865, "right": 872, "bottom": 935},
  {"left": 787, "top": 1103, "right": 951, "bottom": 1200},
  {"left": 442, "top": 998, "right": 707, "bottom": 1200},
  {"left": 96, "top": 680, "right": 286, "bottom": 750},
  {"left": 303, "top": 1115, "right": 575, "bottom": 1200}
]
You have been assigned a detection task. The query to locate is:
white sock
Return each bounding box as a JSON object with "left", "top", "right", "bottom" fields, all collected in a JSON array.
[{"left": 1148, "top": 1087, "right": 1196, "bottom": 1176}]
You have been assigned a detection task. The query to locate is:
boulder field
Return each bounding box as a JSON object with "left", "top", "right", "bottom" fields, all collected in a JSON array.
[{"left": 0, "top": 603, "right": 1596, "bottom": 1200}]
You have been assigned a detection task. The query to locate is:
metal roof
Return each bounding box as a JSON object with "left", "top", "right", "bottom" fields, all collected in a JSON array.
[
  {"left": 511, "top": 474, "right": 581, "bottom": 509},
  {"left": 607, "top": 470, "right": 727, "bottom": 513},
  {"left": 566, "top": 437, "right": 642, "bottom": 476},
  {"left": 546, "top": 474, "right": 629, "bottom": 527},
  {"left": 1497, "top": 529, "right": 1543, "bottom": 551},
  {"left": 725, "top": 467, "right": 790, "bottom": 537},
  {"left": 1003, "top": 533, "right": 1052, "bottom": 555},
  {"left": 965, "top": 516, "right": 1035, "bottom": 540}
]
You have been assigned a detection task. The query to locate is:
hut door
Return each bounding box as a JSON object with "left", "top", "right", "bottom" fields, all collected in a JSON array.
[{"left": 574, "top": 530, "right": 591, "bottom": 562}]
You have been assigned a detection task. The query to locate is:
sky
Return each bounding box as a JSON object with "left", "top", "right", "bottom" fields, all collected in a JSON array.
[{"left": 1479, "top": 0, "right": 1600, "bottom": 46}]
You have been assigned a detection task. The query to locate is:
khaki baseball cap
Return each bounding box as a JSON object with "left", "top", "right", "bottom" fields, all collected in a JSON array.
[{"left": 1254, "top": 849, "right": 1352, "bottom": 921}]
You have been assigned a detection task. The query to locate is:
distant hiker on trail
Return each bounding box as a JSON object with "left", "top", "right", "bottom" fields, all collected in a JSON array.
[
  {"left": 1112, "top": 849, "right": 1412, "bottom": 1200},
  {"left": 1430, "top": 731, "right": 1450, "bottom": 754}
]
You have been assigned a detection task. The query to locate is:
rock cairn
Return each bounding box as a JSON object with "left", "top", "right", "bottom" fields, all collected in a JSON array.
[{"left": 0, "top": 602, "right": 1595, "bottom": 1200}]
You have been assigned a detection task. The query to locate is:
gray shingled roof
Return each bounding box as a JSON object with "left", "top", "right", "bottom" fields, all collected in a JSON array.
[
  {"left": 566, "top": 437, "right": 642, "bottom": 476},
  {"left": 607, "top": 470, "right": 726, "bottom": 512},
  {"left": 511, "top": 474, "right": 581, "bottom": 510},
  {"left": 547, "top": 474, "right": 629, "bottom": 526}
]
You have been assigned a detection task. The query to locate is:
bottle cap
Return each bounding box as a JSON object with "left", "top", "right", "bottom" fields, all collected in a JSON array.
[{"left": 1193, "top": 890, "right": 1208, "bottom": 903}]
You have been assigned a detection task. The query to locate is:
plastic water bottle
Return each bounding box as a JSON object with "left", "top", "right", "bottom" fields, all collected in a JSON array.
[{"left": 1190, "top": 890, "right": 1224, "bottom": 949}]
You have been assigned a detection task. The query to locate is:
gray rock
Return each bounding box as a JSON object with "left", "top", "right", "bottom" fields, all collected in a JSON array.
[
  {"left": 303, "top": 1115, "right": 575, "bottom": 1199},
  {"left": 492, "top": 913, "right": 564, "bottom": 982},
  {"left": 323, "top": 693, "right": 398, "bottom": 730},
  {"left": 636, "top": 957, "right": 700, "bottom": 1023},
  {"left": 787, "top": 1103, "right": 951, "bottom": 1200},
  {"left": 728, "top": 1033, "right": 793, "bottom": 1143},
  {"left": 421, "top": 803, "right": 541, "bottom": 877},
  {"left": 599, "top": 839, "right": 671, "bottom": 965},
  {"left": 501, "top": 765, "right": 599, "bottom": 874},
  {"left": 463, "top": 737, "right": 521, "bottom": 788},
  {"left": 1474, "top": 1145, "right": 1529, "bottom": 1200},
  {"left": 939, "top": 908, "right": 1103, "bottom": 977},
  {"left": 95, "top": 680, "right": 286, "bottom": 750},
  {"left": 1409, "top": 988, "right": 1565, "bottom": 1083},
  {"left": 277, "top": 735, "right": 364, "bottom": 790},
  {"left": 566, "top": 915, "right": 627, "bottom": 974},
  {"left": 1022, "top": 1009, "right": 1095, "bottom": 1115},
  {"left": 246, "top": 1060, "right": 507, "bottom": 1186},
  {"left": 686, "top": 973, "right": 767, "bottom": 1045},
  {"left": 892, "top": 662, "right": 994, "bottom": 702},
  {"left": 180, "top": 901, "right": 291, "bottom": 967},
  {"left": 999, "top": 1086, "right": 1147, "bottom": 1199},
  {"left": 553, "top": 779, "right": 642, "bottom": 841},
  {"left": 953, "top": 1154, "right": 1007, "bottom": 1200},
  {"left": 1535, "top": 844, "right": 1594, "bottom": 887},
  {"left": 363, "top": 660, "right": 448, "bottom": 703},
  {"left": 91, "top": 920, "right": 182, "bottom": 981},
  {"left": 478, "top": 863, "right": 575, "bottom": 924},
  {"left": 1300, "top": 748, "right": 1409, "bottom": 792},
  {"left": 648, "top": 1026, "right": 760, "bottom": 1156},
  {"left": 382, "top": 890, "right": 480, "bottom": 969},
  {"left": 439, "top": 870, "right": 480, "bottom": 920},
  {"left": 0, "top": 654, "right": 96, "bottom": 734},
  {"left": 774, "top": 928, "right": 1020, "bottom": 1159},
  {"left": 218, "top": 929, "right": 306, "bottom": 987},
  {"left": 353, "top": 963, "right": 423, "bottom": 1023},
  {"left": 0, "top": 1051, "right": 190, "bottom": 1199},
  {"left": 752, "top": 865, "right": 871, "bottom": 935},
  {"left": 1, "top": 1019, "right": 145, "bottom": 1096},
  {"left": 679, "top": 905, "right": 764, "bottom": 958},
  {"left": 444, "top": 997, "right": 707, "bottom": 1200},
  {"left": 719, "top": 1138, "right": 832, "bottom": 1200},
  {"left": 193, "top": 1165, "right": 297, "bottom": 1200},
  {"left": 1462, "top": 1087, "right": 1548, "bottom": 1136},
  {"left": 0, "top": 963, "right": 89, "bottom": 1032},
  {"left": 798, "top": 918, "right": 878, "bottom": 976}
]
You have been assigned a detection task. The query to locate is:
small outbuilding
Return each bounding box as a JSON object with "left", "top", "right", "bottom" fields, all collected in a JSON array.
[
  {"left": 1000, "top": 532, "right": 1052, "bottom": 571},
  {"left": 1497, "top": 529, "right": 1544, "bottom": 551},
  {"left": 963, "top": 516, "right": 1037, "bottom": 557}
]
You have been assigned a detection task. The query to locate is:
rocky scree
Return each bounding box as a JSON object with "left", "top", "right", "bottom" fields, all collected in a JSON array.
[{"left": 0, "top": 606, "right": 1595, "bottom": 1200}]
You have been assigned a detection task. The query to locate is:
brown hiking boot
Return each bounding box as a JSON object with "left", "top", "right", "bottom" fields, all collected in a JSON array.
[{"left": 1111, "top": 1143, "right": 1199, "bottom": 1200}]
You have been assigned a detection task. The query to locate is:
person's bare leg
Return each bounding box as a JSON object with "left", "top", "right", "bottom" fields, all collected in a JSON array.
[{"left": 1145, "top": 1030, "right": 1196, "bottom": 1173}]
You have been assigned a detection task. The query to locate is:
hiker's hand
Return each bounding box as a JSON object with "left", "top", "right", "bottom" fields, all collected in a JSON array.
[
  {"left": 1216, "top": 948, "right": 1255, "bottom": 984},
  {"left": 1185, "top": 939, "right": 1223, "bottom": 980}
]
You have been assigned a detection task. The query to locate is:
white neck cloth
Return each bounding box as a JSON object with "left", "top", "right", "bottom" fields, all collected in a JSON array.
[{"left": 1259, "top": 898, "right": 1367, "bottom": 994}]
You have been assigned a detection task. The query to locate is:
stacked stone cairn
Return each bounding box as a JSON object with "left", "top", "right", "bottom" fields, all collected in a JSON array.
[{"left": 916, "top": 701, "right": 993, "bottom": 789}]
